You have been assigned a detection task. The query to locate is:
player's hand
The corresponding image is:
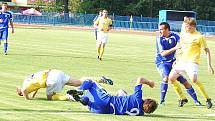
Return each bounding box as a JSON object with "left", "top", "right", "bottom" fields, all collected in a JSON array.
[
  {"left": 11, "top": 28, "right": 14, "bottom": 34},
  {"left": 208, "top": 66, "right": 214, "bottom": 74},
  {"left": 147, "top": 80, "right": 155, "bottom": 88},
  {"left": 0, "top": 19, "right": 3, "bottom": 23}
]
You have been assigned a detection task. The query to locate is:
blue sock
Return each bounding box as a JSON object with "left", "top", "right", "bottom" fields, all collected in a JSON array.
[
  {"left": 160, "top": 81, "right": 168, "bottom": 103},
  {"left": 4, "top": 43, "right": 8, "bottom": 53},
  {"left": 186, "top": 86, "right": 198, "bottom": 103}
]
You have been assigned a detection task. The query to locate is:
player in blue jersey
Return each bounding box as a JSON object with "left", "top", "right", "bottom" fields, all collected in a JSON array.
[
  {"left": 0, "top": 2, "right": 14, "bottom": 55},
  {"left": 155, "top": 22, "right": 201, "bottom": 106},
  {"left": 67, "top": 77, "right": 158, "bottom": 116}
]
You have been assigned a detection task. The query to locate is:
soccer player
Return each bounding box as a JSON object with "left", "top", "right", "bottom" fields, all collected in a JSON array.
[
  {"left": 16, "top": 69, "right": 113, "bottom": 100},
  {"left": 94, "top": 9, "right": 112, "bottom": 61},
  {"left": 155, "top": 22, "right": 201, "bottom": 106},
  {"left": 67, "top": 77, "right": 158, "bottom": 116},
  {"left": 0, "top": 2, "right": 14, "bottom": 55},
  {"left": 169, "top": 17, "right": 214, "bottom": 109},
  {"left": 93, "top": 10, "right": 103, "bottom": 41}
]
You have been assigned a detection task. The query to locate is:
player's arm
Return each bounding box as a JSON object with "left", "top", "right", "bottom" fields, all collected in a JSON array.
[
  {"left": 205, "top": 48, "right": 214, "bottom": 74},
  {"left": 160, "top": 43, "right": 181, "bottom": 57},
  {"left": 107, "top": 19, "right": 113, "bottom": 31},
  {"left": 93, "top": 18, "right": 99, "bottom": 29},
  {"left": 21, "top": 88, "right": 31, "bottom": 100},
  {"left": 136, "top": 77, "right": 154, "bottom": 88},
  {"left": 31, "top": 90, "right": 38, "bottom": 99},
  {"left": 9, "top": 15, "right": 14, "bottom": 34}
]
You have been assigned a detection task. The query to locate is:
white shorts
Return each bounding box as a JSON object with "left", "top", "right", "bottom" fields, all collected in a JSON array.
[
  {"left": 46, "top": 69, "right": 71, "bottom": 95},
  {"left": 173, "top": 62, "right": 198, "bottom": 76},
  {"left": 97, "top": 31, "right": 108, "bottom": 45}
]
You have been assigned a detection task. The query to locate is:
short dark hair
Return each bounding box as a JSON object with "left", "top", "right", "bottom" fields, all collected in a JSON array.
[
  {"left": 2, "top": 2, "right": 8, "bottom": 5},
  {"left": 160, "top": 22, "right": 170, "bottom": 31},
  {"left": 143, "top": 98, "right": 158, "bottom": 114}
]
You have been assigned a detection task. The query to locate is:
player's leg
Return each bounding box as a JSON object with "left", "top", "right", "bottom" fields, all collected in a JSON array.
[
  {"left": 2, "top": 29, "right": 8, "bottom": 55},
  {"left": 79, "top": 76, "right": 113, "bottom": 85},
  {"left": 186, "top": 63, "right": 212, "bottom": 108},
  {"left": 177, "top": 76, "right": 201, "bottom": 105},
  {"left": 169, "top": 64, "right": 187, "bottom": 107},
  {"left": 46, "top": 70, "right": 71, "bottom": 100},
  {"left": 156, "top": 63, "right": 170, "bottom": 104},
  {"left": 99, "top": 32, "right": 108, "bottom": 60},
  {"left": 99, "top": 43, "right": 105, "bottom": 60}
]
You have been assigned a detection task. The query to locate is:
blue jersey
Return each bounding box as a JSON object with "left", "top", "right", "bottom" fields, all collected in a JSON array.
[
  {"left": 0, "top": 11, "right": 12, "bottom": 31},
  {"left": 155, "top": 32, "right": 180, "bottom": 64},
  {"left": 80, "top": 80, "right": 144, "bottom": 116},
  {"left": 109, "top": 85, "right": 144, "bottom": 116}
]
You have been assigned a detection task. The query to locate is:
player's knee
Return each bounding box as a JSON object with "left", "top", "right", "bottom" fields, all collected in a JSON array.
[{"left": 162, "top": 77, "right": 168, "bottom": 82}]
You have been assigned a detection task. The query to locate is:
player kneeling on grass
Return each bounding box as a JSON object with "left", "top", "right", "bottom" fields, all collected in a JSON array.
[
  {"left": 67, "top": 77, "right": 158, "bottom": 116},
  {"left": 16, "top": 69, "right": 113, "bottom": 100}
]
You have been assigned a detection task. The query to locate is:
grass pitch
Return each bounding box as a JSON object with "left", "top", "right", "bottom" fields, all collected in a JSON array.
[{"left": 0, "top": 27, "right": 215, "bottom": 121}]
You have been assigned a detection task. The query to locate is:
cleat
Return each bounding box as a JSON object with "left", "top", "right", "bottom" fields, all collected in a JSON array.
[
  {"left": 66, "top": 90, "right": 83, "bottom": 101},
  {"left": 195, "top": 101, "right": 202, "bottom": 106},
  {"left": 99, "top": 58, "right": 102, "bottom": 61},
  {"left": 160, "top": 101, "right": 165, "bottom": 106},
  {"left": 66, "top": 94, "right": 76, "bottom": 101},
  {"left": 206, "top": 99, "right": 213, "bottom": 109},
  {"left": 178, "top": 99, "right": 188, "bottom": 107},
  {"left": 100, "top": 76, "right": 113, "bottom": 85},
  {"left": 97, "top": 56, "right": 99, "bottom": 59},
  {"left": 4, "top": 52, "right": 7, "bottom": 55}
]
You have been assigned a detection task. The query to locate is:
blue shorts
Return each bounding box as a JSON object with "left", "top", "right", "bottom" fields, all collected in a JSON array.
[
  {"left": 80, "top": 80, "right": 111, "bottom": 114},
  {"left": 157, "top": 62, "right": 186, "bottom": 84},
  {"left": 0, "top": 29, "right": 9, "bottom": 41},
  {"left": 157, "top": 62, "right": 172, "bottom": 78}
]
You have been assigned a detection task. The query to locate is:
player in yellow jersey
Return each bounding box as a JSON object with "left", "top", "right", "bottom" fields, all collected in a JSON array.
[
  {"left": 16, "top": 69, "right": 113, "bottom": 100},
  {"left": 94, "top": 9, "right": 112, "bottom": 61},
  {"left": 169, "top": 17, "right": 214, "bottom": 109}
]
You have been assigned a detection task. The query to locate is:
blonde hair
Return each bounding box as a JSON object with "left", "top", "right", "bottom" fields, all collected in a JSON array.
[{"left": 184, "top": 17, "right": 196, "bottom": 26}]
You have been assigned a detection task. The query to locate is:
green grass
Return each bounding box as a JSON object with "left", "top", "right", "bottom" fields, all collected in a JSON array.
[{"left": 0, "top": 27, "right": 215, "bottom": 121}]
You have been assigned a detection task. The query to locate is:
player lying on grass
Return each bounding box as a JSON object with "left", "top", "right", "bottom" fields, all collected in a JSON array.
[
  {"left": 67, "top": 77, "right": 158, "bottom": 116},
  {"left": 16, "top": 69, "right": 113, "bottom": 100}
]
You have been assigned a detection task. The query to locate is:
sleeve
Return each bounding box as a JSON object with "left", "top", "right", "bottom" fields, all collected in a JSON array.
[
  {"left": 133, "top": 85, "right": 142, "bottom": 99},
  {"left": 9, "top": 12, "right": 12, "bottom": 20},
  {"left": 156, "top": 37, "right": 165, "bottom": 52},
  {"left": 200, "top": 35, "right": 208, "bottom": 49},
  {"left": 174, "top": 32, "right": 180, "bottom": 43},
  {"left": 94, "top": 18, "right": 99, "bottom": 25},
  {"left": 109, "top": 19, "right": 113, "bottom": 26}
]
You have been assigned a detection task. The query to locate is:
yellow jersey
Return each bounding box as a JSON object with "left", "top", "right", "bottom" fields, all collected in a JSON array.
[
  {"left": 179, "top": 31, "right": 208, "bottom": 64},
  {"left": 22, "top": 70, "right": 50, "bottom": 93},
  {"left": 94, "top": 17, "right": 112, "bottom": 32}
]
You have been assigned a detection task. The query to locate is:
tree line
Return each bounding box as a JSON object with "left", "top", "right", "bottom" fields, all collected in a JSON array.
[{"left": 37, "top": 0, "right": 215, "bottom": 20}]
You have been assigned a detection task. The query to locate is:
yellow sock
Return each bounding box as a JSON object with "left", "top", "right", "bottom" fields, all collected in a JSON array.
[
  {"left": 99, "top": 46, "right": 105, "bottom": 59},
  {"left": 52, "top": 94, "right": 68, "bottom": 101},
  {"left": 97, "top": 47, "right": 100, "bottom": 56},
  {"left": 195, "top": 81, "right": 209, "bottom": 101},
  {"left": 172, "top": 81, "right": 186, "bottom": 99}
]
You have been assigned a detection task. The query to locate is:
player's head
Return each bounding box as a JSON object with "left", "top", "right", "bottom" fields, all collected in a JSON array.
[
  {"left": 159, "top": 22, "right": 170, "bottom": 37},
  {"left": 142, "top": 98, "right": 158, "bottom": 114},
  {"left": 184, "top": 17, "right": 196, "bottom": 33},
  {"left": 99, "top": 10, "right": 103, "bottom": 16},
  {"left": 102, "top": 9, "right": 108, "bottom": 17},
  {"left": 1, "top": 2, "right": 8, "bottom": 11},
  {"left": 16, "top": 86, "right": 23, "bottom": 96}
]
